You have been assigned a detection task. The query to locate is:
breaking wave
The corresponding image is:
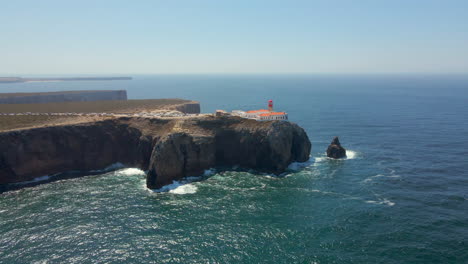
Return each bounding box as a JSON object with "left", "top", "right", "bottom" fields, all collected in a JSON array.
[
  {"left": 14, "top": 175, "right": 51, "bottom": 185},
  {"left": 365, "top": 199, "right": 395, "bottom": 206},
  {"left": 169, "top": 184, "right": 198, "bottom": 194},
  {"left": 345, "top": 150, "right": 357, "bottom": 159},
  {"left": 151, "top": 180, "right": 199, "bottom": 194},
  {"left": 90, "top": 162, "right": 126, "bottom": 173},
  {"left": 148, "top": 169, "right": 216, "bottom": 195},
  {"left": 116, "top": 168, "right": 146, "bottom": 176},
  {"left": 288, "top": 159, "right": 313, "bottom": 170}
]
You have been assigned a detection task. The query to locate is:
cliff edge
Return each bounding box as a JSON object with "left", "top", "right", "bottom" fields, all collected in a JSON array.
[{"left": 0, "top": 116, "right": 311, "bottom": 190}]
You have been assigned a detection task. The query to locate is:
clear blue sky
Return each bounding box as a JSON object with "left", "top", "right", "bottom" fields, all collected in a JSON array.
[{"left": 1, "top": 0, "right": 467, "bottom": 75}]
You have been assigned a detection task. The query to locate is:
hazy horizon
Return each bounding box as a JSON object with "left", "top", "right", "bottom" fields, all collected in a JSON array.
[{"left": 1, "top": 0, "right": 467, "bottom": 75}]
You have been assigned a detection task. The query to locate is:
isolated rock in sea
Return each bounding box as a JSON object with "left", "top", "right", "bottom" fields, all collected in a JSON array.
[{"left": 326, "top": 136, "right": 346, "bottom": 159}]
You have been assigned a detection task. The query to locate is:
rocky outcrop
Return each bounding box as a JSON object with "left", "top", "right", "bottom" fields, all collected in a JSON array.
[
  {"left": 0, "top": 116, "right": 311, "bottom": 190},
  {"left": 0, "top": 120, "right": 152, "bottom": 185},
  {"left": 171, "top": 102, "right": 201, "bottom": 114},
  {"left": 147, "top": 118, "right": 311, "bottom": 188},
  {"left": 326, "top": 136, "right": 346, "bottom": 159}
]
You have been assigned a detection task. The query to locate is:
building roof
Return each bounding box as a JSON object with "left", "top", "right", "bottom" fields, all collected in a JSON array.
[
  {"left": 246, "top": 109, "right": 270, "bottom": 114},
  {"left": 258, "top": 112, "right": 287, "bottom": 116}
]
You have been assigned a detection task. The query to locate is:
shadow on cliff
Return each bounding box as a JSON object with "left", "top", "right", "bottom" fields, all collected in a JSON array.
[{"left": 1, "top": 116, "right": 312, "bottom": 193}]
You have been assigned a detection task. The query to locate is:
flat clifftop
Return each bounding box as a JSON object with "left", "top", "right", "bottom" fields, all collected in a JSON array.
[
  {"left": 0, "top": 115, "right": 311, "bottom": 190},
  {"left": 0, "top": 99, "right": 200, "bottom": 132}
]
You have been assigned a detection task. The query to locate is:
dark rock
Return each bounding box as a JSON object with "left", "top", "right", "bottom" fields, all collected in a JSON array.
[
  {"left": 0, "top": 116, "right": 312, "bottom": 190},
  {"left": 146, "top": 118, "right": 311, "bottom": 189},
  {"left": 326, "top": 136, "right": 346, "bottom": 159}
]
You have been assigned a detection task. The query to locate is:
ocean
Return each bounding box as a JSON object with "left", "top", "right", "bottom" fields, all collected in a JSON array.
[{"left": 1, "top": 74, "right": 467, "bottom": 263}]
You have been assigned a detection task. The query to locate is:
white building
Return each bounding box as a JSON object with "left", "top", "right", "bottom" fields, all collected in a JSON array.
[{"left": 231, "top": 100, "right": 288, "bottom": 121}]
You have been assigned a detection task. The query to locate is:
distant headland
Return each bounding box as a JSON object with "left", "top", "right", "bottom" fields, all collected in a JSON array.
[{"left": 0, "top": 77, "right": 132, "bottom": 83}]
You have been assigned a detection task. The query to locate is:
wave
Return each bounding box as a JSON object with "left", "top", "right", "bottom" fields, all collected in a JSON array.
[
  {"left": 365, "top": 199, "right": 395, "bottom": 206},
  {"left": 345, "top": 150, "right": 357, "bottom": 159},
  {"left": 298, "top": 188, "right": 395, "bottom": 206},
  {"left": 14, "top": 175, "right": 51, "bottom": 185},
  {"left": 288, "top": 159, "right": 314, "bottom": 170},
  {"left": 88, "top": 162, "right": 126, "bottom": 174},
  {"left": 116, "top": 168, "right": 146, "bottom": 176},
  {"left": 316, "top": 150, "right": 359, "bottom": 162},
  {"left": 287, "top": 151, "right": 359, "bottom": 172},
  {"left": 150, "top": 179, "right": 199, "bottom": 194},
  {"left": 148, "top": 169, "right": 217, "bottom": 194},
  {"left": 363, "top": 169, "right": 401, "bottom": 183},
  {"left": 169, "top": 183, "right": 198, "bottom": 194},
  {"left": 363, "top": 174, "right": 385, "bottom": 183}
]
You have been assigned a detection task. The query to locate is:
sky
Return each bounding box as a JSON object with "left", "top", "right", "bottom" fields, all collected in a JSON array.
[{"left": 1, "top": 0, "right": 467, "bottom": 75}]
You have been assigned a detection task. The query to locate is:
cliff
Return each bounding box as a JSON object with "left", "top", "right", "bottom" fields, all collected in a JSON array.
[{"left": 0, "top": 116, "right": 311, "bottom": 190}]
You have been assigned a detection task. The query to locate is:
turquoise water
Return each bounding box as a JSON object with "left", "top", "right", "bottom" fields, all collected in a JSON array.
[{"left": 1, "top": 75, "right": 468, "bottom": 263}]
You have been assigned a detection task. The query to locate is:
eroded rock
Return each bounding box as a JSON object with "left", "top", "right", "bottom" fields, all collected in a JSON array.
[
  {"left": 326, "top": 136, "right": 346, "bottom": 159},
  {"left": 0, "top": 116, "right": 312, "bottom": 190}
]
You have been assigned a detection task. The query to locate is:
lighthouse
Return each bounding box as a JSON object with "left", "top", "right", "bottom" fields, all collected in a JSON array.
[
  {"left": 231, "top": 99, "right": 288, "bottom": 121},
  {"left": 268, "top": 100, "right": 273, "bottom": 112}
]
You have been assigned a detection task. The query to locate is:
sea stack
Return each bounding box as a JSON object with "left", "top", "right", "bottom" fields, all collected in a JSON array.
[{"left": 326, "top": 136, "right": 346, "bottom": 159}]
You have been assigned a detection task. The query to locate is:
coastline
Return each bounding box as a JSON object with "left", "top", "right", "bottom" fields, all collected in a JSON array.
[{"left": 0, "top": 115, "right": 311, "bottom": 192}]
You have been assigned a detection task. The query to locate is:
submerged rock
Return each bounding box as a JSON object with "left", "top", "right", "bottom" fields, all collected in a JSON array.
[{"left": 326, "top": 136, "right": 346, "bottom": 159}]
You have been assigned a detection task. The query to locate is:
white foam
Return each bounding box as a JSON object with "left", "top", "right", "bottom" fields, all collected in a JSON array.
[
  {"left": 363, "top": 174, "right": 385, "bottom": 183},
  {"left": 90, "top": 162, "right": 126, "bottom": 173},
  {"left": 169, "top": 183, "right": 198, "bottom": 194},
  {"left": 288, "top": 159, "right": 313, "bottom": 170},
  {"left": 151, "top": 177, "right": 200, "bottom": 194},
  {"left": 147, "top": 169, "right": 217, "bottom": 194},
  {"left": 363, "top": 173, "right": 401, "bottom": 183},
  {"left": 365, "top": 199, "right": 395, "bottom": 206},
  {"left": 314, "top": 157, "right": 327, "bottom": 162},
  {"left": 345, "top": 150, "right": 357, "bottom": 159},
  {"left": 18, "top": 175, "right": 51, "bottom": 185},
  {"left": 313, "top": 150, "right": 358, "bottom": 163},
  {"left": 117, "top": 168, "right": 146, "bottom": 176}
]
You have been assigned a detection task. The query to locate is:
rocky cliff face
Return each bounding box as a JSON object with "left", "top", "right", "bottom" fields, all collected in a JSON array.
[
  {"left": 172, "top": 102, "right": 201, "bottom": 114},
  {"left": 0, "top": 116, "right": 311, "bottom": 190}
]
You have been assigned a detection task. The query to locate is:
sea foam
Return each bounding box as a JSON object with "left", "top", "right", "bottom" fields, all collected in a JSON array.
[
  {"left": 365, "top": 199, "right": 395, "bottom": 206},
  {"left": 152, "top": 180, "right": 199, "bottom": 194},
  {"left": 345, "top": 150, "right": 357, "bottom": 159},
  {"left": 116, "top": 168, "right": 146, "bottom": 176},
  {"left": 169, "top": 183, "right": 198, "bottom": 194},
  {"left": 17, "top": 175, "right": 51, "bottom": 185}
]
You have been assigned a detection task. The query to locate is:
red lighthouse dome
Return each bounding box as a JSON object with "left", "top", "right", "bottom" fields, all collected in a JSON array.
[{"left": 268, "top": 100, "right": 273, "bottom": 112}]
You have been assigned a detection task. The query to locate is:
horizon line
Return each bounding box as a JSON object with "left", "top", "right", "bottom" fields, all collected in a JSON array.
[{"left": 1, "top": 72, "right": 468, "bottom": 77}]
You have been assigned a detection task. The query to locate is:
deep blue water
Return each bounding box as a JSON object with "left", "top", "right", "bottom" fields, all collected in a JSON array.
[{"left": 1, "top": 75, "right": 468, "bottom": 263}]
